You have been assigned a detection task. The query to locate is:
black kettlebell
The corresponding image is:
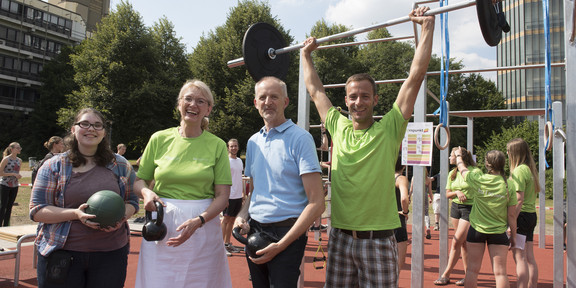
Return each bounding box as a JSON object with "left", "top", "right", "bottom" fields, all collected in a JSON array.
[
  {"left": 232, "top": 227, "right": 279, "bottom": 258},
  {"left": 142, "top": 201, "right": 167, "bottom": 241}
]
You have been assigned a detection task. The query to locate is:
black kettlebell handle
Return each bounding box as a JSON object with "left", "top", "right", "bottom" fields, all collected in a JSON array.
[
  {"left": 232, "top": 226, "right": 249, "bottom": 245},
  {"left": 145, "top": 201, "right": 164, "bottom": 226}
]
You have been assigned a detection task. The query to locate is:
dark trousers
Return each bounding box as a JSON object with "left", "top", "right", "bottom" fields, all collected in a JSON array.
[
  {"left": 37, "top": 244, "right": 129, "bottom": 288},
  {"left": 0, "top": 185, "right": 18, "bottom": 227},
  {"left": 247, "top": 219, "right": 307, "bottom": 288}
]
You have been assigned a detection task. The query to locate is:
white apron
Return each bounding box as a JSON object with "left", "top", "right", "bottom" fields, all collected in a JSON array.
[{"left": 135, "top": 198, "right": 232, "bottom": 288}]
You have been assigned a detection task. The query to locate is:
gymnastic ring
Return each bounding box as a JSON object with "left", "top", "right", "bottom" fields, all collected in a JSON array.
[
  {"left": 434, "top": 123, "right": 450, "bottom": 150},
  {"left": 544, "top": 121, "right": 553, "bottom": 151}
]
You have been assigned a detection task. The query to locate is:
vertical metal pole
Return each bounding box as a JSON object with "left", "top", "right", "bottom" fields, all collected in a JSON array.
[
  {"left": 552, "top": 101, "right": 564, "bottom": 288},
  {"left": 411, "top": 78, "right": 427, "bottom": 288},
  {"left": 297, "top": 52, "right": 310, "bottom": 131},
  {"left": 438, "top": 102, "right": 450, "bottom": 275},
  {"left": 466, "top": 117, "right": 473, "bottom": 154},
  {"left": 564, "top": 0, "right": 575, "bottom": 286},
  {"left": 296, "top": 52, "right": 309, "bottom": 288},
  {"left": 538, "top": 115, "right": 546, "bottom": 248}
]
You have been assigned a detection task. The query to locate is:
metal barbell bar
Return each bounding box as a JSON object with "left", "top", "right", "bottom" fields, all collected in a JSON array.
[{"left": 227, "top": 0, "right": 477, "bottom": 68}]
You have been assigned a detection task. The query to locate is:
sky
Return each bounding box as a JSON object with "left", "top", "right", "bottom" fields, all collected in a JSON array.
[{"left": 109, "top": 0, "right": 497, "bottom": 80}]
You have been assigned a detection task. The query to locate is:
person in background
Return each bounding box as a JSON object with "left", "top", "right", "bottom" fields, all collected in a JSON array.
[
  {"left": 434, "top": 147, "right": 476, "bottom": 286},
  {"left": 507, "top": 138, "right": 540, "bottom": 288},
  {"left": 234, "top": 76, "right": 325, "bottom": 288},
  {"left": 116, "top": 143, "right": 126, "bottom": 156},
  {"left": 222, "top": 138, "right": 245, "bottom": 255},
  {"left": 431, "top": 172, "right": 441, "bottom": 231},
  {"left": 455, "top": 147, "right": 517, "bottom": 288},
  {"left": 134, "top": 79, "right": 232, "bottom": 288},
  {"left": 31, "top": 136, "right": 65, "bottom": 186},
  {"left": 0, "top": 142, "right": 22, "bottom": 227},
  {"left": 30, "top": 108, "right": 139, "bottom": 287},
  {"left": 301, "top": 6, "right": 435, "bottom": 286},
  {"left": 394, "top": 154, "right": 410, "bottom": 270}
]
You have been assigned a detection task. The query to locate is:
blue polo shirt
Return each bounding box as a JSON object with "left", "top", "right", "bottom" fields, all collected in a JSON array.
[{"left": 245, "top": 119, "right": 321, "bottom": 223}]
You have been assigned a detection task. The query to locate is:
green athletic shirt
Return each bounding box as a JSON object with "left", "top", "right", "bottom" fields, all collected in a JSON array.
[
  {"left": 466, "top": 170, "right": 518, "bottom": 234},
  {"left": 137, "top": 127, "right": 232, "bottom": 200},
  {"left": 510, "top": 164, "right": 536, "bottom": 213},
  {"left": 445, "top": 167, "right": 479, "bottom": 205},
  {"left": 325, "top": 103, "right": 407, "bottom": 231}
]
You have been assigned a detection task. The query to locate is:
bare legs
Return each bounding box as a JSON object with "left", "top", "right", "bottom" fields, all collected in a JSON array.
[
  {"left": 397, "top": 241, "right": 408, "bottom": 270},
  {"left": 465, "top": 242, "right": 510, "bottom": 288},
  {"left": 439, "top": 218, "right": 470, "bottom": 280}
]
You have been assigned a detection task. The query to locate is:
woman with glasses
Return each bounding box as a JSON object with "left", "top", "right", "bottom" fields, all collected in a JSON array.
[
  {"left": 0, "top": 142, "right": 22, "bottom": 226},
  {"left": 30, "top": 108, "right": 139, "bottom": 288},
  {"left": 134, "top": 80, "right": 232, "bottom": 288}
]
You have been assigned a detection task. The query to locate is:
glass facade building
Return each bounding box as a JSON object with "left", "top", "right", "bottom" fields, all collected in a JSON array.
[{"left": 497, "top": 0, "right": 565, "bottom": 118}]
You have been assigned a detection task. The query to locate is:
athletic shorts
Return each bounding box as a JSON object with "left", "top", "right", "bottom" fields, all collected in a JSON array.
[
  {"left": 450, "top": 201, "right": 472, "bottom": 221},
  {"left": 466, "top": 225, "right": 510, "bottom": 246},
  {"left": 223, "top": 198, "right": 242, "bottom": 217},
  {"left": 394, "top": 214, "right": 408, "bottom": 243},
  {"left": 516, "top": 211, "right": 537, "bottom": 242}
]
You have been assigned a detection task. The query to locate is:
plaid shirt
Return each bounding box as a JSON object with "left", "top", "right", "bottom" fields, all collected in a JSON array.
[{"left": 29, "top": 151, "right": 139, "bottom": 256}]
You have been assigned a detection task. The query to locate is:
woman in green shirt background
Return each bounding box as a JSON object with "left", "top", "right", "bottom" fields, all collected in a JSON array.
[
  {"left": 507, "top": 138, "right": 540, "bottom": 288},
  {"left": 455, "top": 147, "right": 517, "bottom": 288}
]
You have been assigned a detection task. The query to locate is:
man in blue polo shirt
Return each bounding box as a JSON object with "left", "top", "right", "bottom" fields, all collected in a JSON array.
[{"left": 234, "top": 76, "right": 325, "bottom": 288}]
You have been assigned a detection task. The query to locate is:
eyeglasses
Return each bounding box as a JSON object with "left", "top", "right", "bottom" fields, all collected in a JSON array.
[
  {"left": 75, "top": 121, "right": 105, "bottom": 130},
  {"left": 181, "top": 96, "right": 209, "bottom": 106}
]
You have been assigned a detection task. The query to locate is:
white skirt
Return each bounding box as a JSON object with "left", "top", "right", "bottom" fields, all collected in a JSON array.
[{"left": 135, "top": 198, "right": 232, "bottom": 288}]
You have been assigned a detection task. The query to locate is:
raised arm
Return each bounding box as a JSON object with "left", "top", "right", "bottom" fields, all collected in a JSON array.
[
  {"left": 396, "top": 6, "right": 435, "bottom": 120},
  {"left": 302, "top": 37, "right": 334, "bottom": 123}
]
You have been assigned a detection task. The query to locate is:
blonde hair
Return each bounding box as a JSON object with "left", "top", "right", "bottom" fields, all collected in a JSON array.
[
  {"left": 44, "top": 136, "right": 63, "bottom": 151},
  {"left": 177, "top": 79, "right": 214, "bottom": 130},
  {"left": 3, "top": 142, "right": 20, "bottom": 157},
  {"left": 507, "top": 138, "right": 540, "bottom": 193}
]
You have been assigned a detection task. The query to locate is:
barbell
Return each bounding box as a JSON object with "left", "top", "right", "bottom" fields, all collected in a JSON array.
[{"left": 228, "top": 0, "right": 509, "bottom": 81}]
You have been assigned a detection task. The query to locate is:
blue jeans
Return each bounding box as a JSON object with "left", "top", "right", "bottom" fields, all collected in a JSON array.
[
  {"left": 37, "top": 244, "right": 129, "bottom": 288},
  {"left": 246, "top": 219, "right": 307, "bottom": 288}
]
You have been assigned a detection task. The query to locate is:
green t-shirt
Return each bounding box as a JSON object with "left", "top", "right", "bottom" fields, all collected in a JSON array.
[
  {"left": 137, "top": 127, "right": 232, "bottom": 200},
  {"left": 511, "top": 164, "right": 537, "bottom": 213},
  {"left": 325, "top": 103, "right": 407, "bottom": 231},
  {"left": 466, "top": 170, "right": 518, "bottom": 234},
  {"left": 445, "top": 167, "right": 478, "bottom": 205}
]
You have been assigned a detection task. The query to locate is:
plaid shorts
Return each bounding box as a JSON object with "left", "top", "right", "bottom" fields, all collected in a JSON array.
[{"left": 325, "top": 228, "right": 398, "bottom": 287}]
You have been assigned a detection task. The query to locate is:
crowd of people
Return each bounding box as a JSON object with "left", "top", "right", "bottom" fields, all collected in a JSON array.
[{"left": 0, "top": 5, "right": 551, "bottom": 288}]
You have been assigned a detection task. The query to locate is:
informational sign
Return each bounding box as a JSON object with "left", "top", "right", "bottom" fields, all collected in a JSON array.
[{"left": 401, "top": 122, "right": 433, "bottom": 166}]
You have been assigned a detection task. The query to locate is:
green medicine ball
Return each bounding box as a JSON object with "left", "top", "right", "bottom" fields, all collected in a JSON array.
[{"left": 85, "top": 190, "right": 125, "bottom": 228}]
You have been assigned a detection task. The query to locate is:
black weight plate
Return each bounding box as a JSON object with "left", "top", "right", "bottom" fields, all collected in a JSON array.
[
  {"left": 242, "top": 22, "right": 289, "bottom": 81},
  {"left": 476, "top": 0, "right": 503, "bottom": 46}
]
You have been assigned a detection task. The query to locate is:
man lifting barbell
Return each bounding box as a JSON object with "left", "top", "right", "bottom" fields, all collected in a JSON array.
[{"left": 301, "top": 6, "right": 435, "bottom": 287}]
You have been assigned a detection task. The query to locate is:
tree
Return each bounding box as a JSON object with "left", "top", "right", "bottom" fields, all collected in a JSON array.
[
  {"left": 61, "top": 2, "right": 190, "bottom": 157},
  {"left": 20, "top": 46, "right": 78, "bottom": 158},
  {"left": 188, "top": 0, "right": 298, "bottom": 152}
]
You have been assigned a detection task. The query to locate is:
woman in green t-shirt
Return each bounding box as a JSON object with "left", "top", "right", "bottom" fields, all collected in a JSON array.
[
  {"left": 434, "top": 147, "right": 476, "bottom": 286},
  {"left": 507, "top": 138, "right": 540, "bottom": 288},
  {"left": 455, "top": 147, "right": 517, "bottom": 288}
]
